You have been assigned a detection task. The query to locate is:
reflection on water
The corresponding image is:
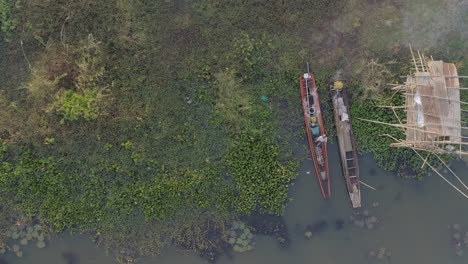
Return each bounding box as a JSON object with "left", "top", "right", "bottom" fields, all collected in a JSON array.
[{"left": 3, "top": 143, "right": 468, "bottom": 264}]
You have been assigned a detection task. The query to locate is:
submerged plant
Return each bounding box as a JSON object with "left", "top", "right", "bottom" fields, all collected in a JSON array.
[
  {"left": 226, "top": 133, "right": 297, "bottom": 215},
  {"left": 228, "top": 221, "right": 255, "bottom": 253}
]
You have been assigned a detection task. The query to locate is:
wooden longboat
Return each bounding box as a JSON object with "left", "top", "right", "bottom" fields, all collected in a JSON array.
[
  {"left": 300, "top": 71, "right": 330, "bottom": 198},
  {"left": 330, "top": 81, "right": 361, "bottom": 208}
]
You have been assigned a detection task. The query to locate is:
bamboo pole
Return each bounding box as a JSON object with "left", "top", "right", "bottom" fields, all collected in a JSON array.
[
  {"left": 399, "top": 75, "right": 468, "bottom": 78},
  {"left": 417, "top": 50, "right": 425, "bottom": 72},
  {"left": 420, "top": 152, "right": 430, "bottom": 169},
  {"left": 409, "top": 44, "right": 418, "bottom": 73},
  {"left": 447, "top": 87, "right": 468, "bottom": 90},
  {"left": 360, "top": 180, "right": 377, "bottom": 191},
  {"left": 376, "top": 105, "right": 406, "bottom": 109},
  {"left": 357, "top": 118, "right": 439, "bottom": 135},
  {"left": 404, "top": 92, "right": 468, "bottom": 106},
  {"left": 388, "top": 143, "right": 468, "bottom": 155},
  {"left": 390, "top": 140, "right": 468, "bottom": 146},
  {"left": 403, "top": 108, "right": 468, "bottom": 125},
  {"left": 382, "top": 134, "right": 468, "bottom": 199},
  {"left": 434, "top": 154, "right": 468, "bottom": 190},
  {"left": 418, "top": 153, "right": 468, "bottom": 199}
]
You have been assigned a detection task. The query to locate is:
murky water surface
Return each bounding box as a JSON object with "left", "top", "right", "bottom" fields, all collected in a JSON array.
[{"left": 3, "top": 143, "right": 467, "bottom": 264}]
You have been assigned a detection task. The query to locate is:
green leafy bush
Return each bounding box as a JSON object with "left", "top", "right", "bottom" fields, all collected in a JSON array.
[
  {"left": 227, "top": 32, "right": 274, "bottom": 82},
  {"left": 214, "top": 70, "right": 252, "bottom": 132},
  {"left": 53, "top": 90, "right": 99, "bottom": 122},
  {"left": 0, "top": 0, "right": 17, "bottom": 40},
  {"left": 226, "top": 133, "right": 297, "bottom": 215},
  {"left": 350, "top": 88, "right": 429, "bottom": 178}
]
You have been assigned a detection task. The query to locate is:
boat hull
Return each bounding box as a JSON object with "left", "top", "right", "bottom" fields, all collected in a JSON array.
[
  {"left": 331, "top": 84, "right": 361, "bottom": 208},
  {"left": 300, "top": 73, "right": 331, "bottom": 198}
]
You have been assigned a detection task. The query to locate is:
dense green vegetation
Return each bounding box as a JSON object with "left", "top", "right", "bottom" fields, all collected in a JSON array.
[
  {"left": 0, "top": 0, "right": 466, "bottom": 261},
  {"left": 0, "top": 0, "right": 311, "bottom": 258}
]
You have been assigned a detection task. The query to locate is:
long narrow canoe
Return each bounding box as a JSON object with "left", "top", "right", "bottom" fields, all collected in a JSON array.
[
  {"left": 330, "top": 81, "right": 361, "bottom": 208},
  {"left": 300, "top": 71, "right": 330, "bottom": 198}
]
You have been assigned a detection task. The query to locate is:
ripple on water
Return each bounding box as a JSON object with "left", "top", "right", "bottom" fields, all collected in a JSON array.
[
  {"left": 62, "top": 252, "right": 80, "bottom": 264},
  {"left": 306, "top": 220, "right": 328, "bottom": 234},
  {"left": 335, "top": 219, "right": 345, "bottom": 231}
]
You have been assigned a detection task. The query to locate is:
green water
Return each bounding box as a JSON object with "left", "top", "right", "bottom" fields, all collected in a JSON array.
[{"left": 2, "top": 143, "right": 467, "bottom": 264}]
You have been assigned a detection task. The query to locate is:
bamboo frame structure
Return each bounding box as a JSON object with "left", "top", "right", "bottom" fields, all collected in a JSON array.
[
  {"left": 360, "top": 47, "right": 468, "bottom": 199},
  {"left": 384, "top": 48, "right": 468, "bottom": 155}
]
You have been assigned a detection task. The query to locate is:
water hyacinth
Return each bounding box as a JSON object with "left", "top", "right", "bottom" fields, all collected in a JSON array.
[
  {"left": 368, "top": 247, "right": 391, "bottom": 260},
  {"left": 11, "top": 232, "right": 20, "bottom": 239},
  {"left": 5, "top": 230, "right": 12, "bottom": 237},
  {"left": 0, "top": 247, "right": 6, "bottom": 254},
  {"left": 16, "top": 250, "right": 23, "bottom": 257},
  {"left": 20, "top": 238, "right": 28, "bottom": 246},
  {"left": 12, "top": 244, "right": 20, "bottom": 252},
  {"left": 36, "top": 240, "right": 46, "bottom": 249}
]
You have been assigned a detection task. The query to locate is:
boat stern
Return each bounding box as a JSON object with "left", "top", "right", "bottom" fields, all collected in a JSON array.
[{"left": 349, "top": 186, "right": 361, "bottom": 208}]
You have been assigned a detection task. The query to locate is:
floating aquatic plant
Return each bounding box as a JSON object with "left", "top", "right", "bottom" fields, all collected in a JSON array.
[
  {"left": 11, "top": 232, "right": 19, "bottom": 239},
  {"left": 36, "top": 240, "right": 46, "bottom": 249},
  {"left": 228, "top": 221, "right": 255, "bottom": 253},
  {"left": 12, "top": 244, "right": 20, "bottom": 252},
  {"left": 16, "top": 250, "right": 23, "bottom": 257},
  {"left": 20, "top": 238, "right": 28, "bottom": 246}
]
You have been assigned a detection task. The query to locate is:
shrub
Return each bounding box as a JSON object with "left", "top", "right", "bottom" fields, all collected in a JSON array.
[
  {"left": 0, "top": 0, "right": 17, "bottom": 40},
  {"left": 226, "top": 133, "right": 297, "bottom": 215}
]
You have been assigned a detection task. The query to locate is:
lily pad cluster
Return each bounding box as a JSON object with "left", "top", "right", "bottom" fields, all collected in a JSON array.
[
  {"left": 228, "top": 221, "right": 255, "bottom": 253},
  {"left": 2, "top": 224, "right": 47, "bottom": 257},
  {"left": 448, "top": 223, "right": 468, "bottom": 257},
  {"left": 350, "top": 208, "right": 380, "bottom": 230},
  {"left": 368, "top": 247, "right": 391, "bottom": 260}
]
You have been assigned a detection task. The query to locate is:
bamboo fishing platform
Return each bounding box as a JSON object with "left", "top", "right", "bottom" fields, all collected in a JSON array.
[
  {"left": 390, "top": 49, "right": 468, "bottom": 156},
  {"left": 360, "top": 47, "right": 468, "bottom": 199}
]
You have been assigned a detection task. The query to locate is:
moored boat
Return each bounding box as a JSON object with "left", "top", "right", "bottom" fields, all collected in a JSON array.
[
  {"left": 300, "top": 68, "right": 330, "bottom": 198},
  {"left": 330, "top": 80, "right": 361, "bottom": 208}
]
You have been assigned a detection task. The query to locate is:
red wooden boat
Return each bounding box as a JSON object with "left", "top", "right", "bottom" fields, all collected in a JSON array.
[{"left": 300, "top": 69, "right": 330, "bottom": 198}]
